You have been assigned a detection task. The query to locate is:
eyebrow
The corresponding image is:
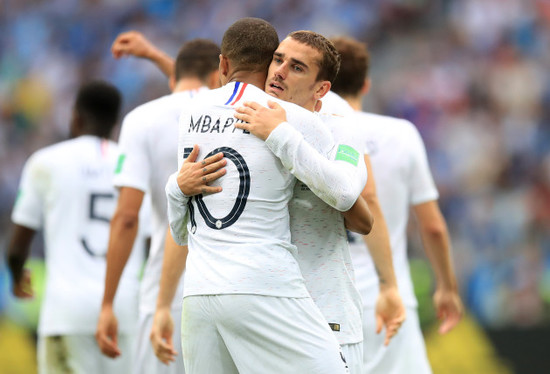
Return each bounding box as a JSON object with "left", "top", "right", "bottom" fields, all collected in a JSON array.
[{"left": 274, "top": 52, "right": 309, "bottom": 70}]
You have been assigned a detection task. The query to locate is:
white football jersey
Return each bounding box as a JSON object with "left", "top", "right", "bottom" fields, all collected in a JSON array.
[
  {"left": 12, "top": 135, "right": 147, "bottom": 336},
  {"left": 347, "top": 111, "right": 439, "bottom": 308},
  {"left": 290, "top": 112, "right": 367, "bottom": 345},
  {"left": 176, "top": 82, "right": 335, "bottom": 298},
  {"left": 115, "top": 88, "right": 206, "bottom": 314}
]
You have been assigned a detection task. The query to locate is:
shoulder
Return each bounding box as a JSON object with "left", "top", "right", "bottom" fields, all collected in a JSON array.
[{"left": 122, "top": 93, "right": 189, "bottom": 130}]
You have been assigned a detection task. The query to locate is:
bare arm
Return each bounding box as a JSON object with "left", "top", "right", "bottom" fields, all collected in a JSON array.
[
  {"left": 150, "top": 227, "right": 188, "bottom": 365},
  {"left": 6, "top": 224, "right": 36, "bottom": 299},
  {"left": 413, "top": 200, "right": 463, "bottom": 334},
  {"left": 96, "top": 187, "right": 144, "bottom": 358},
  {"left": 343, "top": 194, "right": 373, "bottom": 235},
  {"left": 111, "top": 31, "right": 175, "bottom": 79},
  {"left": 361, "top": 154, "right": 406, "bottom": 345}
]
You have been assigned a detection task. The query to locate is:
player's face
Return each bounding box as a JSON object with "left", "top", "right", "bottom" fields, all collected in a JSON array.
[{"left": 265, "top": 37, "right": 326, "bottom": 111}]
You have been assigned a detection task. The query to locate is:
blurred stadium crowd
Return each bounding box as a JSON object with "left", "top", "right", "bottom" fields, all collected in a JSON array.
[{"left": 1, "top": 0, "right": 549, "bottom": 330}]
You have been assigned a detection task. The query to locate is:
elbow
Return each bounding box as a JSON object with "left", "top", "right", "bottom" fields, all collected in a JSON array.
[
  {"left": 112, "top": 209, "right": 139, "bottom": 230},
  {"left": 356, "top": 216, "right": 373, "bottom": 235},
  {"left": 423, "top": 222, "right": 447, "bottom": 240}
]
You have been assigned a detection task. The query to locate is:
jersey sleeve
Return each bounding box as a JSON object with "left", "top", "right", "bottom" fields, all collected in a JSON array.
[
  {"left": 327, "top": 119, "right": 368, "bottom": 197},
  {"left": 265, "top": 111, "right": 364, "bottom": 212},
  {"left": 406, "top": 123, "right": 439, "bottom": 205},
  {"left": 165, "top": 172, "right": 189, "bottom": 246},
  {"left": 11, "top": 153, "right": 45, "bottom": 230},
  {"left": 113, "top": 111, "right": 150, "bottom": 192}
]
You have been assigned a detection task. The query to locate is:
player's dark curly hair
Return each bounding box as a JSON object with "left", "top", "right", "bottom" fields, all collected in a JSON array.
[
  {"left": 75, "top": 81, "right": 121, "bottom": 138},
  {"left": 288, "top": 30, "right": 341, "bottom": 84},
  {"left": 175, "top": 39, "right": 220, "bottom": 82},
  {"left": 330, "top": 36, "right": 370, "bottom": 97},
  {"left": 221, "top": 17, "right": 279, "bottom": 74}
]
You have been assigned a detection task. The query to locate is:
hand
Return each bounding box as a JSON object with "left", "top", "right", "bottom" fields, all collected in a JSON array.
[
  {"left": 433, "top": 287, "right": 463, "bottom": 334},
  {"left": 111, "top": 31, "right": 158, "bottom": 60},
  {"left": 150, "top": 308, "right": 178, "bottom": 365},
  {"left": 177, "top": 145, "right": 226, "bottom": 196},
  {"left": 12, "top": 268, "right": 34, "bottom": 299},
  {"left": 375, "top": 286, "right": 406, "bottom": 346},
  {"left": 95, "top": 306, "right": 121, "bottom": 358},
  {"left": 234, "top": 100, "right": 287, "bottom": 140}
]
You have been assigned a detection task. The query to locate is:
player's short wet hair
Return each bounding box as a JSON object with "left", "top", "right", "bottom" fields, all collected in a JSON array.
[
  {"left": 175, "top": 39, "right": 220, "bottom": 82},
  {"left": 221, "top": 17, "right": 279, "bottom": 74},
  {"left": 74, "top": 81, "right": 121, "bottom": 138},
  {"left": 288, "top": 30, "right": 341, "bottom": 84},
  {"left": 330, "top": 36, "right": 370, "bottom": 97}
]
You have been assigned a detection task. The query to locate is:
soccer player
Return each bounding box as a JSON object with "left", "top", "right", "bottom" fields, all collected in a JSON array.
[
  {"left": 325, "top": 36, "right": 464, "bottom": 373},
  {"left": 94, "top": 36, "right": 221, "bottom": 374},
  {"left": 233, "top": 31, "right": 405, "bottom": 374},
  {"left": 163, "top": 17, "right": 365, "bottom": 373},
  {"left": 6, "top": 81, "right": 148, "bottom": 373}
]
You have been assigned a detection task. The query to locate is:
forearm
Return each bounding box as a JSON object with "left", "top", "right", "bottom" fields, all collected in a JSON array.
[
  {"left": 157, "top": 228, "right": 188, "bottom": 310},
  {"left": 102, "top": 212, "right": 139, "bottom": 307},
  {"left": 7, "top": 225, "right": 35, "bottom": 284},
  {"left": 362, "top": 198, "right": 397, "bottom": 289},
  {"left": 166, "top": 173, "right": 190, "bottom": 245},
  {"left": 415, "top": 202, "right": 458, "bottom": 291},
  {"left": 361, "top": 154, "right": 397, "bottom": 289},
  {"left": 266, "top": 123, "right": 365, "bottom": 211},
  {"left": 147, "top": 49, "right": 175, "bottom": 79}
]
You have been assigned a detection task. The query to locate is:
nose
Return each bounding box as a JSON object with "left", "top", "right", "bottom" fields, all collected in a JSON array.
[{"left": 274, "top": 62, "right": 287, "bottom": 80}]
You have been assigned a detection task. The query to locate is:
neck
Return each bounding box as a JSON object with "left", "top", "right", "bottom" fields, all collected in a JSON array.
[
  {"left": 173, "top": 77, "right": 205, "bottom": 93},
  {"left": 342, "top": 94, "right": 362, "bottom": 111},
  {"left": 227, "top": 71, "right": 267, "bottom": 90}
]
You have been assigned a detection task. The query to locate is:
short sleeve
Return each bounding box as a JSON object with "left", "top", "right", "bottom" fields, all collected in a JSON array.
[
  {"left": 113, "top": 112, "right": 150, "bottom": 192},
  {"left": 11, "top": 154, "right": 45, "bottom": 230}
]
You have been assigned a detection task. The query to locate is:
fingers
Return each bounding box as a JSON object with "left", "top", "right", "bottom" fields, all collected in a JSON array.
[
  {"left": 184, "top": 144, "right": 200, "bottom": 164},
  {"left": 153, "top": 340, "right": 178, "bottom": 365},
  {"left": 438, "top": 309, "right": 461, "bottom": 334},
  {"left": 96, "top": 333, "right": 121, "bottom": 358},
  {"left": 375, "top": 314, "right": 383, "bottom": 334},
  {"left": 200, "top": 151, "right": 224, "bottom": 168}
]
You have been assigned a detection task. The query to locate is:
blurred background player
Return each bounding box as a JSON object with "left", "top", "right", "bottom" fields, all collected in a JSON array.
[
  {"left": 325, "top": 36, "right": 463, "bottom": 374},
  {"left": 6, "top": 81, "right": 147, "bottom": 374},
  {"left": 95, "top": 33, "right": 221, "bottom": 374}
]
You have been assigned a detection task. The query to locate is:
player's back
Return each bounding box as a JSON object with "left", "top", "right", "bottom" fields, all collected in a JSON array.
[
  {"left": 116, "top": 88, "right": 206, "bottom": 313},
  {"left": 348, "top": 112, "right": 438, "bottom": 308},
  {"left": 12, "top": 135, "right": 145, "bottom": 335},
  {"left": 179, "top": 82, "right": 332, "bottom": 298}
]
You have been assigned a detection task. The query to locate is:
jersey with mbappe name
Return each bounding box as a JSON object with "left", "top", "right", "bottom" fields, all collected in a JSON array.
[
  {"left": 173, "top": 82, "right": 335, "bottom": 298},
  {"left": 12, "top": 136, "right": 147, "bottom": 336}
]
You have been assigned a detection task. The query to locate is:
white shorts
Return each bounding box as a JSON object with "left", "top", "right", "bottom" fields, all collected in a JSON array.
[
  {"left": 181, "top": 294, "right": 349, "bottom": 374},
  {"left": 133, "top": 309, "right": 185, "bottom": 374},
  {"left": 38, "top": 334, "right": 132, "bottom": 374},
  {"left": 362, "top": 307, "right": 432, "bottom": 374},
  {"left": 341, "top": 341, "right": 363, "bottom": 374}
]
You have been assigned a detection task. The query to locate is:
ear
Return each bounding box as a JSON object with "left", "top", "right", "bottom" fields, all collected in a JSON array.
[
  {"left": 169, "top": 75, "right": 176, "bottom": 92},
  {"left": 361, "top": 78, "right": 371, "bottom": 96},
  {"left": 314, "top": 81, "right": 331, "bottom": 101},
  {"left": 219, "top": 54, "right": 229, "bottom": 83}
]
